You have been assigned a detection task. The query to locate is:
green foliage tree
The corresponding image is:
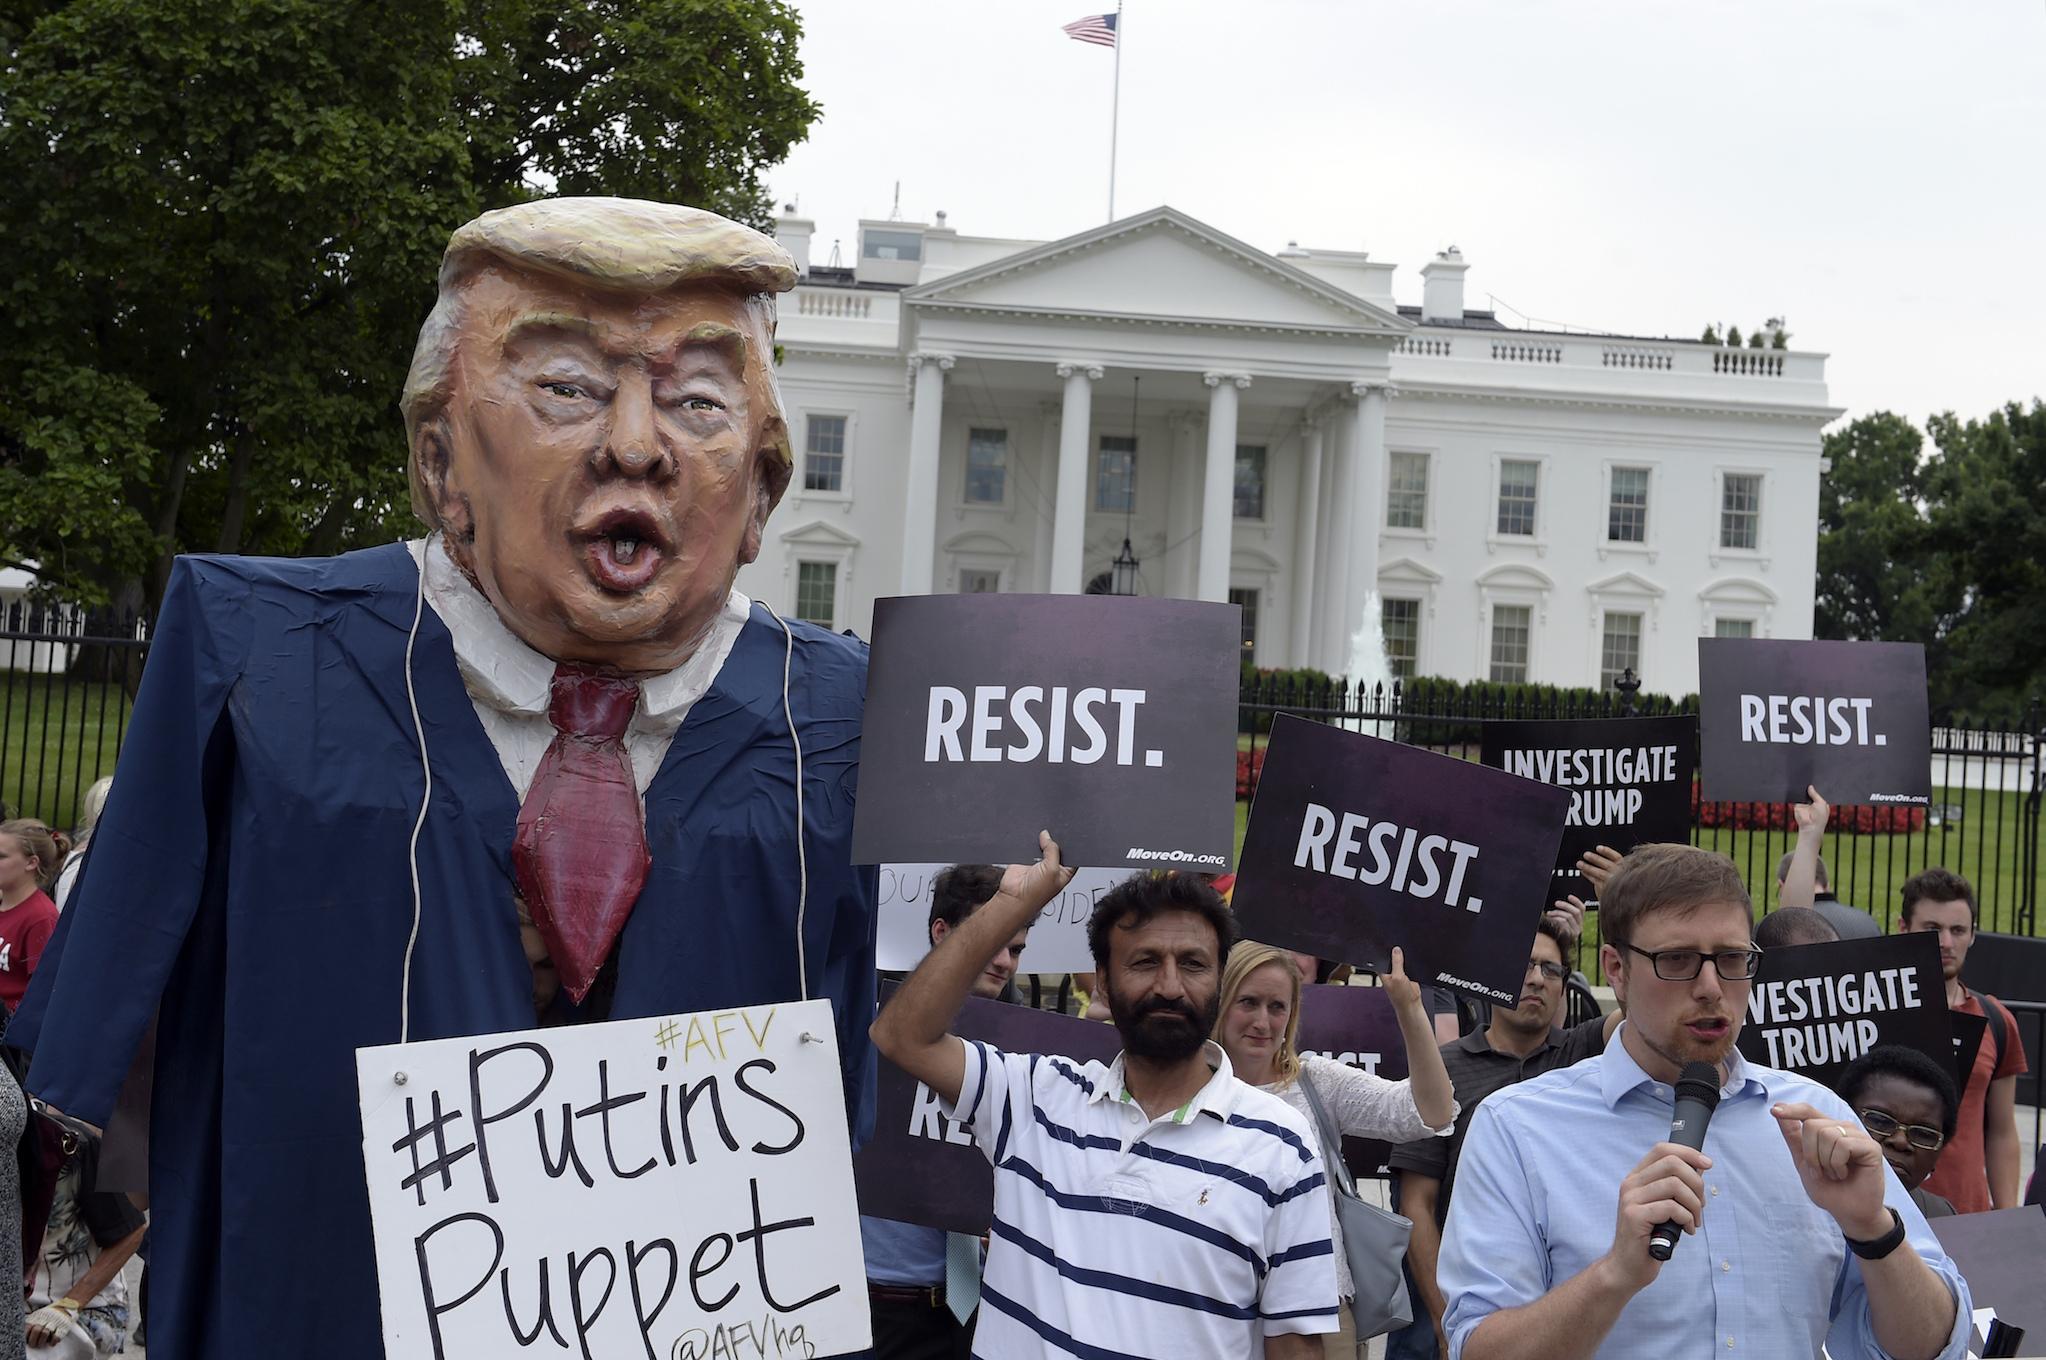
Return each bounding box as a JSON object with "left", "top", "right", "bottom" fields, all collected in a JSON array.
[
  {"left": 0, "top": 0, "right": 820, "bottom": 614},
  {"left": 1725, "top": 324, "right": 1743, "bottom": 347},
  {"left": 1700, "top": 323, "right": 1721, "bottom": 344},
  {"left": 1919, "top": 401, "right": 2046, "bottom": 717},
  {"left": 1816, "top": 412, "right": 1949, "bottom": 644}
]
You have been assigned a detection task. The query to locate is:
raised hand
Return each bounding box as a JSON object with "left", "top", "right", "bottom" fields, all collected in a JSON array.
[
  {"left": 994, "top": 830, "right": 1076, "bottom": 913},
  {"left": 1546, "top": 895, "right": 1587, "bottom": 946},
  {"left": 1382, "top": 945, "right": 1423, "bottom": 1013},
  {"left": 1792, "top": 786, "right": 1831, "bottom": 837},
  {"left": 1771, "top": 1102, "right": 1891, "bottom": 1240},
  {"left": 1577, "top": 845, "right": 1624, "bottom": 895}
]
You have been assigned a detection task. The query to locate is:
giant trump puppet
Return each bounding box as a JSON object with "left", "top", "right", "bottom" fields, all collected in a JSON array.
[{"left": 12, "top": 199, "right": 879, "bottom": 1359}]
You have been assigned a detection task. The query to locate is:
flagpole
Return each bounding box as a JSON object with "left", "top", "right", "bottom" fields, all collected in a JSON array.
[{"left": 1107, "top": 0, "right": 1123, "bottom": 221}]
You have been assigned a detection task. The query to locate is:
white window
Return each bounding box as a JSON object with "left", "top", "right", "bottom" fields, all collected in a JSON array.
[
  {"left": 958, "top": 568, "right": 1001, "bottom": 594},
  {"left": 1228, "top": 587, "right": 1259, "bottom": 661},
  {"left": 965, "top": 428, "right": 1007, "bottom": 505},
  {"left": 1381, "top": 598, "right": 1420, "bottom": 679},
  {"left": 1714, "top": 617, "right": 1755, "bottom": 639},
  {"left": 1096, "top": 435, "right": 1137, "bottom": 513},
  {"left": 862, "top": 229, "right": 922, "bottom": 261},
  {"left": 1489, "top": 605, "right": 1531, "bottom": 683},
  {"left": 1608, "top": 467, "right": 1650, "bottom": 543},
  {"left": 803, "top": 415, "right": 847, "bottom": 493},
  {"left": 1496, "top": 459, "right": 1539, "bottom": 537},
  {"left": 1600, "top": 612, "right": 1642, "bottom": 689},
  {"left": 1720, "top": 473, "right": 1762, "bottom": 550},
  {"left": 1234, "top": 445, "right": 1266, "bottom": 521},
  {"left": 794, "top": 561, "right": 837, "bottom": 628},
  {"left": 1387, "top": 452, "right": 1429, "bottom": 530}
]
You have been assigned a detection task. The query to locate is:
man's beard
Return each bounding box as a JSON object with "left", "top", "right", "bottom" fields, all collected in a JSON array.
[{"left": 1105, "top": 982, "right": 1220, "bottom": 1063}]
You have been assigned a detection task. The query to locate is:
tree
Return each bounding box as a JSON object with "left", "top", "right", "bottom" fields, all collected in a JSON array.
[
  {"left": 1920, "top": 401, "right": 2046, "bottom": 717},
  {"left": 0, "top": 0, "right": 820, "bottom": 613},
  {"left": 1700, "top": 323, "right": 1721, "bottom": 344},
  {"left": 1725, "top": 325, "right": 1743, "bottom": 347},
  {"left": 1816, "top": 412, "right": 1950, "bottom": 647}
]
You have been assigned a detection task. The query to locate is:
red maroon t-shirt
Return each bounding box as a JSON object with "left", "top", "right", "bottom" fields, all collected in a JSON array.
[
  {"left": 0, "top": 888, "right": 58, "bottom": 1010},
  {"left": 1921, "top": 989, "right": 2029, "bottom": 1214}
]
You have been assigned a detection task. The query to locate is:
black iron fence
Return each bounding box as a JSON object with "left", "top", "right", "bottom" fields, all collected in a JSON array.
[
  {"left": 1236, "top": 676, "right": 2044, "bottom": 978},
  {"left": 0, "top": 604, "right": 150, "bottom": 829}
]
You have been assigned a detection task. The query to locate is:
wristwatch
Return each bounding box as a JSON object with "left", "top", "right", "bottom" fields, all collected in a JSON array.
[{"left": 1844, "top": 1206, "right": 1907, "bottom": 1260}]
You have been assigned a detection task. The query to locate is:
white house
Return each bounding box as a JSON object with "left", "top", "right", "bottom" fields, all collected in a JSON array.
[{"left": 737, "top": 205, "right": 1839, "bottom": 696}]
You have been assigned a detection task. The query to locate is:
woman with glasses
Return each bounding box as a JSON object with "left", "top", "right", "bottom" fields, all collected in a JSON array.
[
  {"left": 1836, "top": 1046, "right": 1961, "bottom": 1219},
  {"left": 1212, "top": 942, "right": 1457, "bottom": 1356}
]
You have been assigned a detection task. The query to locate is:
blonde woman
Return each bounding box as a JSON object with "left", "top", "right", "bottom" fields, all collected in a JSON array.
[{"left": 1214, "top": 943, "right": 1457, "bottom": 1357}]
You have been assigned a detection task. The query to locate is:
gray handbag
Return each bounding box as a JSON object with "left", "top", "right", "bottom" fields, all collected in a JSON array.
[{"left": 1297, "top": 1067, "right": 1415, "bottom": 1339}]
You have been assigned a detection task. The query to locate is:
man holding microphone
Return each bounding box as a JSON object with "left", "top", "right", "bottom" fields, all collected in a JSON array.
[{"left": 1437, "top": 843, "right": 1969, "bottom": 1360}]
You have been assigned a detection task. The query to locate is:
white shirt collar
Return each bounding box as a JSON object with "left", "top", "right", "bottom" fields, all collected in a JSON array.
[
  {"left": 407, "top": 535, "right": 751, "bottom": 732},
  {"left": 1093, "top": 1041, "right": 1246, "bottom": 1122}
]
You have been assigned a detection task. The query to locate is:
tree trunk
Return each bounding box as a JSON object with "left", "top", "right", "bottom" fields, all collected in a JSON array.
[
  {"left": 215, "top": 427, "right": 258, "bottom": 554},
  {"left": 146, "top": 443, "right": 194, "bottom": 610}
]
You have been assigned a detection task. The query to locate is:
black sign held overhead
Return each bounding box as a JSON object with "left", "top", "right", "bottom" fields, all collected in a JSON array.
[
  {"left": 1232, "top": 715, "right": 1571, "bottom": 1005},
  {"left": 852, "top": 594, "right": 1240, "bottom": 870},
  {"left": 1697, "top": 638, "right": 1932, "bottom": 806},
  {"left": 1480, "top": 716, "right": 1699, "bottom": 901},
  {"left": 1735, "top": 931, "right": 1950, "bottom": 1090},
  {"left": 855, "top": 986, "right": 1122, "bottom": 1235}
]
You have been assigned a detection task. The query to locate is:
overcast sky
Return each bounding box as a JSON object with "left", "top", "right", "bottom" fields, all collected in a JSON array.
[{"left": 775, "top": 0, "right": 2043, "bottom": 431}]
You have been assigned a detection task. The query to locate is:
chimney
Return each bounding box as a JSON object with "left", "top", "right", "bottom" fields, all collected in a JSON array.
[
  {"left": 1420, "top": 246, "right": 1468, "bottom": 323},
  {"left": 774, "top": 205, "right": 814, "bottom": 276}
]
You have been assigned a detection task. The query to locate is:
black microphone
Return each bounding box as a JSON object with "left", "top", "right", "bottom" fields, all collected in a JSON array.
[{"left": 1648, "top": 1061, "right": 1722, "bottom": 1261}]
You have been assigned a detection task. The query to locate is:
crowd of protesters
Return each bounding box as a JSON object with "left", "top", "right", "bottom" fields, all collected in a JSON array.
[
  {"left": 863, "top": 823, "right": 2024, "bottom": 1360},
  {"left": 0, "top": 778, "right": 145, "bottom": 1360}
]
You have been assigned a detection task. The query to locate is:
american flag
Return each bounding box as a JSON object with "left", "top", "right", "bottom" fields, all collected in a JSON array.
[{"left": 1062, "top": 12, "right": 1117, "bottom": 47}]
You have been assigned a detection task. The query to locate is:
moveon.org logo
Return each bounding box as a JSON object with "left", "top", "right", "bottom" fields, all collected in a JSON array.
[{"left": 1125, "top": 847, "right": 1229, "bottom": 866}]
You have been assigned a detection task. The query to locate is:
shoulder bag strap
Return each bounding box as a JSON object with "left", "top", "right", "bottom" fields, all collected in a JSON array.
[
  {"left": 1970, "top": 986, "right": 2008, "bottom": 1063},
  {"left": 1296, "top": 1065, "right": 1359, "bottom": 1200}
]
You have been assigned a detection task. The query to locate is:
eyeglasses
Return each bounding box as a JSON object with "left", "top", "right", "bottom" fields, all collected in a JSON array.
[
  {"left": 1857, "top": 1108, "right": 1945, "bottom": 1152},
  {"left": 1619, "top": 942, "right": 1764, "bottom": 982},
  {"left": 1525, "top": 959, "right": 1566, "bottom": 981}
]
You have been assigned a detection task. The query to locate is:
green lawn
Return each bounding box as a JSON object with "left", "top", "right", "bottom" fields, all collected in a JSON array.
[{"left": 0, "top": 678, "right": 133, "bottom": 827}]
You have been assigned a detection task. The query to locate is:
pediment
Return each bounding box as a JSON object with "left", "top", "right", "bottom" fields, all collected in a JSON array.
[
  {"left": 907, "top": 207, "right": 1409, "bottom": 336},
  {"left": 1586, "top": 570, "right": 1665, "bottom": 598},
  {"left": 942, "top": 530, "right": 1018, "bottom": 557},
  {"left": 1378, "top": 556, "right": 1444, "bottom": 585},
  {"left": 1476, "top": 563, "right": 1554, "bottom": 592},
  {"left": 1698, "top": 575, "right": 1778, "bottom": 605},
  {"left": 778, "top": 518, "right": 862, "bottom": 549}
]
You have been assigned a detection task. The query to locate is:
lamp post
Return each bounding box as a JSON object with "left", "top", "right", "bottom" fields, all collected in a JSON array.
[{"left": 1109, "top": 537, "right": 1140, "bottom": 596}]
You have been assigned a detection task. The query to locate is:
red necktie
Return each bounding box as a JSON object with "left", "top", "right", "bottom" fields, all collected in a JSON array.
[{"left": 512, "top": 665, "right": 651, "bottom": 1004}]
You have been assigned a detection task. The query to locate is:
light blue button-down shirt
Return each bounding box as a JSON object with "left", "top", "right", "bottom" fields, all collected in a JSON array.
[{"left": 1439, "top": 1026, "right": 1971, "bottom": 1360}]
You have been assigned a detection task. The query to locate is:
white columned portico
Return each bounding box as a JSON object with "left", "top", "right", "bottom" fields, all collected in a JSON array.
[
  {"left": 1049, "top": 362, "right": 1102, "bottom": 594},
  {"left": 1034, "top": 401, "right": 1060, "bottom": 590},
  {"left": 1199, "top": 372, "right": 1250, "bottom": 602},
  {"left": 1320, "top": 396, "right": 1358, "bottom": 673},
  {"left": 899, "top": 352, "right": 953, "bottom": 595},
  {"left": 1167, "top": 410, "right": 1204, "bottom": 598},
  {"left": 1341, "top": 380, "right": 1390, "bottom": 670},
  {"left": 1290, "top": 418, "right": 1325, "bottom": 667}
]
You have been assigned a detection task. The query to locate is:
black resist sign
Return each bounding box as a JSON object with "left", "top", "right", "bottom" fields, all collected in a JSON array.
[
  {"left": 851, "top": 594, "right": 1240, "bottom": 870},
  {"left": 1232, "top": 716, "right": 1571, "bottom": 1005},
  {"left": 854, "top": 989, "right": 1122, "bottom": 1235},
  {"left": 1481, "top": 716, "right": 1699, "bottom": 900},
  {"left": 1735, "top": 932, "right": 1950, "bottom": 1089},
  {"left": 1296, "top": 984, "right": 1410, "bottom": 1179},
  {"left": 1698, "top": 638, "right": 1932, "bottom": 806}
]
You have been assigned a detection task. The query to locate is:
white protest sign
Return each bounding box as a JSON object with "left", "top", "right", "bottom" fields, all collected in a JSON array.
[
  {"left": 876, "top": 863, "right": 1131, "bottom": 973},
  {"left": 357, "top": 999, "right": 869, "bottom": 1360}
]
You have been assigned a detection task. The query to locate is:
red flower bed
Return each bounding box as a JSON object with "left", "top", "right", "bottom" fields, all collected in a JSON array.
[
  {"left": 1237, "top": 747, "right": 1266, "bottom": 799},
  {"left": 1689, "top": 782, "right": 1926, "bottom": 834}
]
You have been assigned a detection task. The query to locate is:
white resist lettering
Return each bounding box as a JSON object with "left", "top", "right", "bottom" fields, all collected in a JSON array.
[
  {"left": 1291, "top": 802, "right": 1485, "bottom": 912},
  {"left": 1737, "top": 695, "right": 1886, "bottom": 747},
  {"left": 923, "top": 685, "right": 1164, "bottom": 767}
]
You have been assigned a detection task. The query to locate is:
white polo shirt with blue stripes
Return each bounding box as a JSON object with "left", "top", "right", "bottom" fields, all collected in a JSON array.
[{"left": 943, "top": 1038, "right": 1340, "bottom": 1358}]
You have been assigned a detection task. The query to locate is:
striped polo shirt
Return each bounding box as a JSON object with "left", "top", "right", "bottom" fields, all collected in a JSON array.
[{"left": 943, "top": 1038, "right": 1339, "bottom": 1358}]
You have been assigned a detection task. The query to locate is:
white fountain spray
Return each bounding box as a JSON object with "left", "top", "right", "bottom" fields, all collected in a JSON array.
[{"left": 1343, "top": 589, "right": 1397, "bottom": 731}]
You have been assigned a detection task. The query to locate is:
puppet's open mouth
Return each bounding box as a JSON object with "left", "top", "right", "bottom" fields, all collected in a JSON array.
[{"left": 575, "top": 509, "right": 670, "bottom": 593}]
